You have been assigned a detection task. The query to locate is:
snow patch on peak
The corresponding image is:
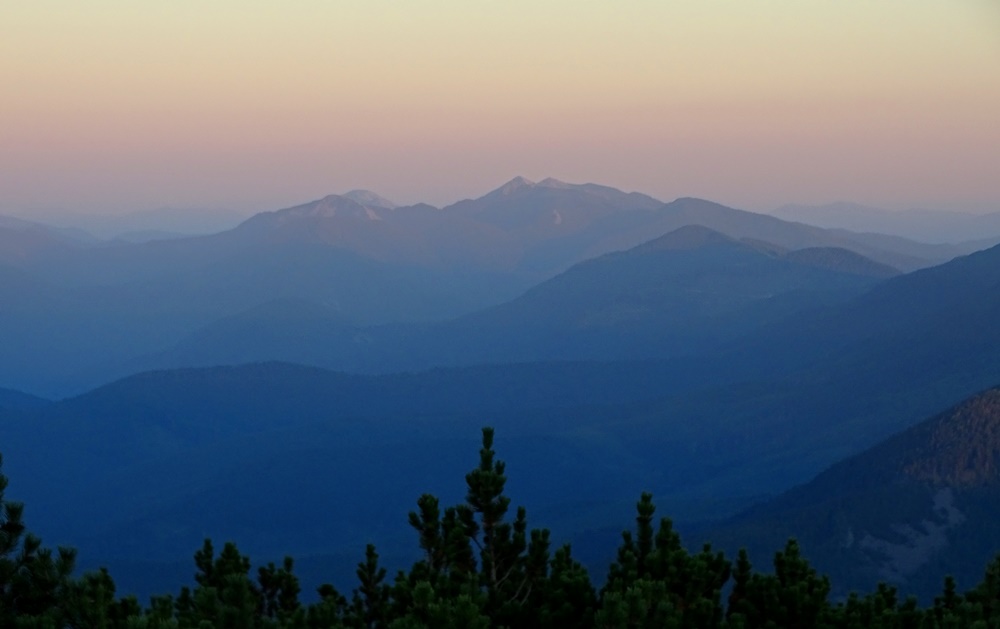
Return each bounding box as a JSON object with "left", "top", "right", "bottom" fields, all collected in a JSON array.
[
  {"left": 343, "top": 190, "right": 397, "bottom": 209},
  {"left": 538, "top": 177, "right": 571, "bottom": 189},
  {"left": 282, "top": 195, "right": 385, "bottom": 221},
  {"left": 494, "top": 176, "right": 535, "bottom": 195}
]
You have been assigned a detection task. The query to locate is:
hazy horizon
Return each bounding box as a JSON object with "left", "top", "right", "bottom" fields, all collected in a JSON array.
[
  {"left": 2, "top": 1, "right": 999, "bottom": 216},
  {"left": 6, "top": 177, "right": 1000, "bottom": 225}
]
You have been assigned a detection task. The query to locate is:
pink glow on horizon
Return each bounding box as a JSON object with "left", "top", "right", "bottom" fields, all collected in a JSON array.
[{"left": 1, "top": 1, "right": 998, "bottom": 214}]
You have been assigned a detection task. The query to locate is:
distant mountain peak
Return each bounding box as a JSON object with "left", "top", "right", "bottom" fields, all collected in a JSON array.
[
  {"left": 537, "top": 177, "right": 571, "bottom": 189},
  {"left": 342, "top": 190, "right": 397, "bottom": 209},
  {"left": 490, "top": 176, "right": 536, "bottom": 196},
  {"left": 315, "top": 195, "right": 367, "bottom": 214},
  {"left": 632, "top": 224, "right": 737, "bottom": 253},
  {"left": 274, "top": 194, "right": 384, "bottom": 222}
]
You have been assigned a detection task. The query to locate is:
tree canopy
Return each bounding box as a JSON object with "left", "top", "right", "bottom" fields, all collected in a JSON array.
[{"left": 3, "top": 429, "right": 1000, "bottom": 628}]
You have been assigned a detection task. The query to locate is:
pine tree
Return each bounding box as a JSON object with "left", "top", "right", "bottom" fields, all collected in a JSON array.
[
  {"left": 459, "top": 427, "right": 557, "bottom": 625},
  {"left": 602, "top": 493, "right": 728, "bottom": 628},
  {"left": 0, "top": 453, "right": 77, "bottom": 626},
  {"left": 258, "top": 556, "right": 303, "bottom": 624},
  {"left": 176, "top": 539, "right": 262, "bottom": 628},
  {"left": 734, "top": 539, "right": 832, "bottom": 629},
  {"left": 348, "top": 544, "right": 390, "bottom": 629},
  {"left": 18, "top": 430, "right": 1000, "bottom": 628},
  {"left": 396, "top": 427, "right": 596, "bottom": 627},
  {"left": 727, "top": 548, "right": 754, "bottom": 623},
  {"left": 966, "top": 554, "right": 1000, "bottom": 623},
  {"left": 60, "top": 567, "right": 144, "bottom": 629}
]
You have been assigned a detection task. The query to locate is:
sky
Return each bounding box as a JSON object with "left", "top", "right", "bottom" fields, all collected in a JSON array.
[{"left": 1, "top": 1, "right": 998, "bottom": 215}]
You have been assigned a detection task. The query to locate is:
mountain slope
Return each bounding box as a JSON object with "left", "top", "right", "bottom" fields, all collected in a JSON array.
[
  {"left": 736, "top": 240, "right": 1000, "bottom": 399},
  {"left": 0, "top": 387, "right": 48, "bottom": 411},
  {"left": 435, "top": 225, "right": 898, "bottom": 364},
  {"left": 0, "top": 215, "right": 96, "bottom": 264},
  {"left": 144, "top": 225, "right": 898, "bottom": 373},
  {"left": 646, "top": 240, "right": 1000, "bottom": 497},
  {"left": 704, "top": 386, "right": 1000, "bottom": 601}
]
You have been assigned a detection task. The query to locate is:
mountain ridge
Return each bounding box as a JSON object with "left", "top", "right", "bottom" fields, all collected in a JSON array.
[
  {"left": 1, "top": 178, "right": 995, "bottom": 396},
  {"left": 773, "top": 202, "right": 1000, "bottom": 244},
  {"left": 706, "top": 386, "right": 1000, "bottom": 600},
  {"left": 0, "top": 386, "right": 49, "bottom": 410},
  {"left": 140, "top": 225, "right": 897, "bottom": 375}
]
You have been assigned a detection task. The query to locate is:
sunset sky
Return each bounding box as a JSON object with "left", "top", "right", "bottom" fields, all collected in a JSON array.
[{"left": 1, "top": 1, "right": 998, "bottom": 214}]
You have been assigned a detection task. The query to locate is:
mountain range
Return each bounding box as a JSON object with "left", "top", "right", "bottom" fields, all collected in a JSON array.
[
  {"left": 1, "top": 239, "right": 999, "bottom": 597},
  {"left": 773, "top": 202, "right": 1000, "bottom": 245},
  {"left": 2, "top": 206, "right": 252, "bottom": 242},
  {"left": 2, "top": 177, "right": 1000, "bottom": 600},
  {"left": 141, "top": 224, "right": 899, "bottom": 374},
  {"left": 3, "top": 177, "right": 994, "bottom": 397}
]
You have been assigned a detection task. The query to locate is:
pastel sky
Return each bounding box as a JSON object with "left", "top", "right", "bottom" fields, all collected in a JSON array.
[{"left": 2, "top": 1, "right": 998, "bottom": 214}]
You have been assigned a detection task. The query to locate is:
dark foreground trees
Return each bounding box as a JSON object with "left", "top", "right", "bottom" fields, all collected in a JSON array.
[
  {"left": 4, "top": 429, "right": 1000, "bottom": 628},
  {"left": 1, "top": 453, "right": 78, "bottom": 628}
]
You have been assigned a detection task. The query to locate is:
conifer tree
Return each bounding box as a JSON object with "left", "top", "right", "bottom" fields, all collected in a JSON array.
[
  {"left": 397, "top": 427, "right": 595, "bottom": 627},
  {"left": 459, "top": 427, "right": 558, "bottom": 624},
  {"left": 727, "top": 548, "right": 754, "bottom": 624},
  {"left": 61, "top": 567, "right": 143, "bottom": 629},
  {"left": 0, "top": 453, "right": 76, "bottom": 626},
  {"left": 308, "top": 583, "right": 348, "bottom": 629},
  {"left": 348, "top": 544, "right": 390, "bottom": 629},
  {"left": 16, "top": 432, "right": 1000, "bottom": 628},
  {"left": 602, "top": 492, "right": 728, "bottom": 628},
  {"left": 258, "top": 556, "right": 303, "bottom": 623},
  {"left": 176, "top": 539, "right": 261, "bottom": 628},
  {"left": 734, "top": 539, "right": 832, "bottom": 629},
  {"left": 966, "top": 554, "right": 1000, "bottom": 623}
]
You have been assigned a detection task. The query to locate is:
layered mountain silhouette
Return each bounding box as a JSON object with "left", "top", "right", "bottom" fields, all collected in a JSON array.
[
  {"left": 0, "top": 386, "right": 47, "bottom": 411},
  {"left": 773, "top": 202, "right": 1000, "bottom": 245},
  {"left": 705, "top": 386, "right": 1000, "bottom": 601},
  {"left": 139, "top": 225, "right": 898, "bottom": 373},
  {"left": 0, "top": 214, "right": 96, "bottom": 263},
  {"left": 443, "top": 226, "right": 900, "bottom": 361},
  {"left": 0, "top": 178, "right": 995, "bottom": 398},
  {"left": 3, "top": 240, "right": 998, "bottom": 570},
  {"left": 3, "top": 226, "right": 1000, "bottom": 595},
  {"left": 2, "top": 178, "right": 999, "bottom": 602},
  {"left": 645, "top": 239, "right": 1000, "bottom": 498},
  {"left": 729, "top": 239, "right": 1000, "bottom": 408},
  {"left": 4, "top": 206, "right": 250, "bottom": 241}
]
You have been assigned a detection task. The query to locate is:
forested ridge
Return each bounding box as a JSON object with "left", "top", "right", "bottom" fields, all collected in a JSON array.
[{"left": 4, "top": 429, "right": 1000, "bottom": 629}]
